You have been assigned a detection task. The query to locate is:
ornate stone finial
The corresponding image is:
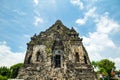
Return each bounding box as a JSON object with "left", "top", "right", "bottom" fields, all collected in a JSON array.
[
  {"left": 55, "top": 20, "right": 63, "bottom": 24},
  {"left": 34, "top": 33, "right": 37, "bottom": 37},
  {"left": 71, "top": 27, "right": 74, "bottom": 30},
  {"left": 71, "top": 27, "right": 76, "bottom": 32},
  {"left": 80, "top": 38, "right": 83, "bottom": 41}
]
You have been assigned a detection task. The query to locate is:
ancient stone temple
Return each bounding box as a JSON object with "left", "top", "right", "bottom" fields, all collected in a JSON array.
[{"left": 17, "top": 20, "right": 96, "bottom": 80}]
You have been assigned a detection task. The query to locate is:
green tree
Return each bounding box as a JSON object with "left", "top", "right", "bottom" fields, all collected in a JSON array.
[
  {"left": 97, "top": 59, "right": 115, "bottom": 77},
  {"left": 91, "top": 61, "right": 98, "bottom": 69},
  {"left": 0, "top": 66, "right": 11, "bottom": 78},
  {"left": 10, "top": 63, "right": 23, "bottom": 78},
  {"left": 0, "top": 75, "right": 7, "bottom": 80}
]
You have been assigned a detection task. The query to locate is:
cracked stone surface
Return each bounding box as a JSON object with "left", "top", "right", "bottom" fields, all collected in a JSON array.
[{"left": 17, "top": 20, "right": 97, "bottom": 80}]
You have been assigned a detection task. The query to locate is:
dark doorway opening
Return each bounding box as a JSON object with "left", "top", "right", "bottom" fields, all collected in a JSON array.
[
  {"left": 55, "top": 55, "right": 61, "bottom": 68},
  {"left": 57, "top": 25, "right": 60, "bottom": 30},
  {"left": 36, "top": 52, "right": 40, "bottom": 61},
  {"left": 75, "top": 52, "right": 79, "bottom": 62},
  {"left": 84, "top": 56, "right": 87, "bottom": 64},
  {"left": 28, "top": 55, "right": 32, "bottom": 64}
]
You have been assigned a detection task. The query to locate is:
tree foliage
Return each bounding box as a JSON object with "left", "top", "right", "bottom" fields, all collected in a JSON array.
[
  {"left": 0, "top": 75, "right": 7, "bottom": 80},
  {"left": 10, "top": 63, "right": 24, "bottom": 78},
  {"left": 92, "top": 59, "right": 116, "bottom": 78},
  {"left": 0, "top": 63, "right": 24, "bottom": 79},
  {"left": 97, "top": 59, "right": 115, "bottom": 76},
  {"left": 0, "top": 66, "right": 11, "bottom": 78},
  {"left": 91, "top": 61, "right": 98, "bottom": 69}
]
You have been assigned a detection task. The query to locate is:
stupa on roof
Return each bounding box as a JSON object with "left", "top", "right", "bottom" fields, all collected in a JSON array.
[{"left": 17, "top": 20, "right": 96, "bottom": 80}]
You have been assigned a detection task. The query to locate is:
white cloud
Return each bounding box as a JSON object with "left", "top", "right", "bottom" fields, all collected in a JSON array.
[
  {"left": 85, "top": 0, "right": 98, "bottom": 9},
  {"left": 75, "top": 5, "right": 120, "bottom": 70},
  {"left": 76, "top": 18, "right": 87, "bottom": 25},
  {"left": 50, "top": 0, "right": 56, "bottom": 5},
  {"left": 109, "top": 57, "right": 120, "bottom": 70},
  {"left": 96, "top": 15, "right": 120, "bottom": 34},
  {"left": 34, "top": 16, "right": 44, "bottom": 26},
  {"left": 70, "top": 0, "right": 84, "bottom": 10},
  {"left": 85, "top": 7, "right": 96, "bottom": 17},
  {"left": 33, "top": 0, "right": 39, "bottom": 6},
  {"left": 83, "top": 32, "right": 116, "bottom": 60},
  {"left": 0, "top": 41, "right": 25, "bottom": 67},
  {"left": 71, "top": 0, "right": 120, "bottom": 70},
  {"left": 13, "top": 10, "right": 26, "bottom": 16},
  {"left": 23, "top": 34, "right": 31, "bottom": 39},
  {"left": 82, "top": 13, "right": 120, "bottom": 69},
  {"left": 83, "top": 33, "right": 120, "bottom": 70},
  {"left": 0, "top": 41, "right": 6, "bottom": 44},
  {"left": 33, "top": 0, "right": 56, "bottom": 8},
  {"left": 76, "top": 7, "right": 96, "bottom": 25}
]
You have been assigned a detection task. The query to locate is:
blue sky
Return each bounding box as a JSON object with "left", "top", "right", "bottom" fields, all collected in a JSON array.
[{"left": 0, "top": 0, "right": 120, "bottom": 70}]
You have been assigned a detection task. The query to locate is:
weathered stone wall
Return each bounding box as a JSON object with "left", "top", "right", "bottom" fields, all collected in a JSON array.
[{"left": 17, "top": 20, "right": 97, "bottom": 80}]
